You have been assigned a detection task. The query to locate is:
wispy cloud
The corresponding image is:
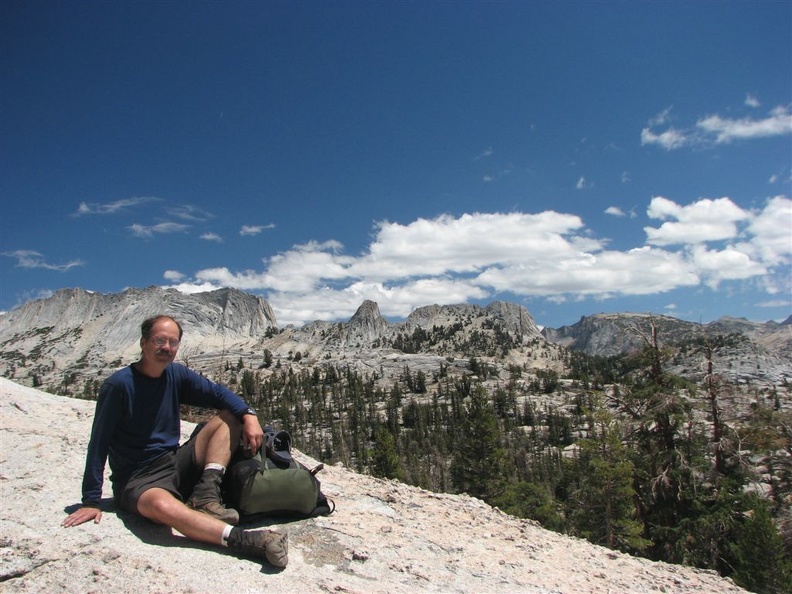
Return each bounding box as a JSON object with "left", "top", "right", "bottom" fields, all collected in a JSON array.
[
  {"left": 768, "top": 168, "right": 790, "bottom": 185},
  {"left": 758, "top": 299, "right": 791, "bottom": 308},
  {"left": 605, "top": 206, "right": 625, "bottom": 217},
  {"left": 482, "top": 167, "right": 511, "bottom": 183},
  {"left": 1, "top": 249, "right": 85, "bottom": 271},
  {"left": 697, "top": 106, "right": 792, "bottom": 144},
  {"left": 649, "top": 106, "right": 674, "bottom": 127},
  {"left": 73, "top": 196, "right": 160, "bottom": 216},
  {"left": 200, "top": 232, "right": 224, "bottom": 243},
  {"left": 128, "top": 222, "right": 190, "bottom": 238},
  {"left": 168, "top": 196, "right": 791, "bottom": 325},
  {"left": 167, "top": 204, "right": 214, "bottom": 222},
  {"left": 240, "top": 224, "right": 275, "bottom": 236},
  {"left": 642, "top": 104, "right": 792, "bottom": 150},
  {"left": 473, "top": 147, "right": 493, "bottom": 160},
  {"left": 640, "top": 126, "right": 689, "bottom": 150},
  {"left": 745, "top": 94, "right": 760, "bottom": 108}
]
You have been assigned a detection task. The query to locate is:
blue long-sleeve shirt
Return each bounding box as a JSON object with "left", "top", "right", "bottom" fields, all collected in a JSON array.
[{"left": 81, "top": 363, "right": 249, "bottom": 506}]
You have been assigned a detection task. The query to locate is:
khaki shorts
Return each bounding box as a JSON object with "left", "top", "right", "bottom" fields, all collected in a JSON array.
[{"left": 115, "top": 429, "right": 203, "bottom": 515}]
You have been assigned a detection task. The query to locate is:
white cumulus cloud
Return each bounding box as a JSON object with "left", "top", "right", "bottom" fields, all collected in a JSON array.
[
  {"left": 645, "top": 196, "right": 750, "bottom": 245},
  {"left": 165, "top": 197, "right": 791, "bottom": 326}
]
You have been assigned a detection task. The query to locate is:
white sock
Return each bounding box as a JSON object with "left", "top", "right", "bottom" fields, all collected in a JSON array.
[
  {"left": 205, "top": 463, "right": 226, "bottom": 474},
  {"left": 221, "top": 524, "right": 233, "bottom": 547}
]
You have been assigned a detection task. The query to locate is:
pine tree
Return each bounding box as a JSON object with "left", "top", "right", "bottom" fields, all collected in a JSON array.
[
  {"left": 449, "top": 385, "right": 509, "bottom": 502},
  {"left": 730, "top": 498, "right": 792, "bottom": 594},
  {"left": 568, "top": 404, "right": 649, "bottom": 553},
  {"left": 372, "top": 425, "right": 405, "bottom": 481},
  {"left": 495, "top": 481, "right": 565, "bottom": 532},
  {"left": 614, "top": 318, "right": 696, "bottom": 558}
]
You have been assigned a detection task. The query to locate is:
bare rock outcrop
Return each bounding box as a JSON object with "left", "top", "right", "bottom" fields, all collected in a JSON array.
[
  {"left": 0, "top": 286, "right": 277, "bottom": 388},
  {"left": 344, "top": 300, "right": 389, "bottom": 346},
  {"left": 0, "top": 378, "right": 747, "bottom": 594}
]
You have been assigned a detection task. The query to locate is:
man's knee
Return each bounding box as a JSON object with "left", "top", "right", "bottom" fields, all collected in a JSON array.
[
  {"left": 192, "top": 410, "right": 242, "bottom": 467},
  {"left": 217, "top": 408, "right": 240, "bottom": 429},
  {"left": 137, "top": 488, "right": 183, "bottom": 523},
  {"left": 201, "top": 409, "right": 240, "bottom": 435}
]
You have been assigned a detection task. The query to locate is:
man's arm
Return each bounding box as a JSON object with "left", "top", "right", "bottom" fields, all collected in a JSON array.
[
  {"left": 63, "top": 381, "right": 123, "bottom": 527},
  {"left": 175, "top": 364, "right": 249, "bottom": 416},
  {"left": 176, "top": 364, "right": 263, "bottom": 449}
]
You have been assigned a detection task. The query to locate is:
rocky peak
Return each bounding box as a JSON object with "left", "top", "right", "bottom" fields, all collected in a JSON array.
[
  {"left": 485, "top": 300, "right": 543, "bottom": 340},
  {"left": 182, "top": 287, "right": 278, "bottom": 337},
  {"left": 343, "top": 300, "right": 388, "bottom": 346}
]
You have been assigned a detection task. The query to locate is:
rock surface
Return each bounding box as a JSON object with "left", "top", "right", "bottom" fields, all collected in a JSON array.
[{"left": 0, "top": 378, "right": 747, "bottom": 594}]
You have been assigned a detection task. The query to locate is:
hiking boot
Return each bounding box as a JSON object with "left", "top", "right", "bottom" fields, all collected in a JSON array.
[
  {"left": 187, "top": 468, "right": 239, "bottom": 525},
  {"left": 227, "top": 528, "right": 289, "bottom": 568},
  {"left": 187, "top": 498, "right": 240, "bottom": 525}
]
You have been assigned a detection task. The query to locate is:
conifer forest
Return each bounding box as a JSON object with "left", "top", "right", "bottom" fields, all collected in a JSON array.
[{"left": 215, "top": 333, "right": 792, "bottom": 594}]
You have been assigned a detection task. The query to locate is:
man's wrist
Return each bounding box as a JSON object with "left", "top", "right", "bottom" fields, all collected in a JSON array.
[{"left": 240, "top": 407, "right": 257, "bottom": 421}]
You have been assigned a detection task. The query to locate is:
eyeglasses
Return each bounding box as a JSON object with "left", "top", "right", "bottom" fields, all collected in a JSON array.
[{"left": 151, "top": 336, "right": 181, "bottom": 348}]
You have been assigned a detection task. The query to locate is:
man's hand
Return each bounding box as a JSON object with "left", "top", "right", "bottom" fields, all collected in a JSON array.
[
  {"left": 62, "top": 506, "right": 102, "bottom": 527},
  {"left": 242, "top": 414, "right": 264, "bottom": 453}
]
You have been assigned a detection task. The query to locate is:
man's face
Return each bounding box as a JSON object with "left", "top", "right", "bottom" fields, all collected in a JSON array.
[{"left": 141, "top": 318, "right": 181, "bottom": 366}]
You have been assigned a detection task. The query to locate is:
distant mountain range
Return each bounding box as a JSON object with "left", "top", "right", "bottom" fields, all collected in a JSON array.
[
  {"left": 1, "top": 286, "right": 790, "bottom": 394},
  {"left": 544, "top": 311, "right": 792, "bottom": 356}
]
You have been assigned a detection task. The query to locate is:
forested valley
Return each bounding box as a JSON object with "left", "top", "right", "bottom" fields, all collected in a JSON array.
[{"left": 209, "top": 332, "right": 792, "bottom": 594}]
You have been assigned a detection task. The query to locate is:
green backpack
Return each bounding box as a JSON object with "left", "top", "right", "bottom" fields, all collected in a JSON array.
[{"left": 225, "top": 427, "right": 335, "bottom": 519}]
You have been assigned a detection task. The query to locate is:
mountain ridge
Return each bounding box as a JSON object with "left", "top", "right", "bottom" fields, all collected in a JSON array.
[{"left": 1, "top": 286, "right": 789, "bottom": 395}]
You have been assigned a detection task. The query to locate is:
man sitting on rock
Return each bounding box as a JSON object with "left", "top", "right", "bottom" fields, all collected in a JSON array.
[{"left": 62, "top": 314, "right": 288, "bottom": 568}]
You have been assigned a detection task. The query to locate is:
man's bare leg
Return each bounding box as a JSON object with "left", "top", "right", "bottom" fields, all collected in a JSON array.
[
  {"left": 136, "top": 487, "right": 288, "bottom": 568},
  {"left": 137, "top": 487, "right": 227, "bottom": 543},
  {"left": 193, "top": 409, "right": 242, "bottom": 468}
]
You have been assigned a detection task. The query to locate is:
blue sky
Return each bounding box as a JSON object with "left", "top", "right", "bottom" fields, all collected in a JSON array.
[{"left": 2, "top": 1, "right": 790, "bottom": 328}]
